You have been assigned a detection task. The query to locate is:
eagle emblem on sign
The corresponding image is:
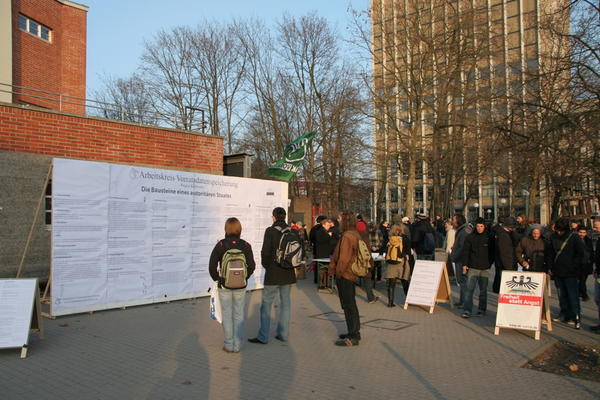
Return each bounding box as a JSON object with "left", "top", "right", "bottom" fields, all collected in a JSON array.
[{"left": 506, "top": 275, "right": 539, "bottom": 290}]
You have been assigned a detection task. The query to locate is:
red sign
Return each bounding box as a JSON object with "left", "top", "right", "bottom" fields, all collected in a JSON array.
[{"left": 498, "top": 294, "right": 542, "bottom": 307}]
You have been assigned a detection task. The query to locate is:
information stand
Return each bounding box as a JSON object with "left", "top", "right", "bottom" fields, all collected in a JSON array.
[
  {"left": 404, "top": 260, "right": 452, "bottom": 313},
  {"left": 494, "top": 271, "right": 551, "bottom": 340},
  {"left": 0, "top": 279, "right": 44, "bottom": 358}
]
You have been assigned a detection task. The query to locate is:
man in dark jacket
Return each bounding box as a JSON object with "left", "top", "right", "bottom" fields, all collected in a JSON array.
[
  {"left": 249, "top": 207, "right": 297, "bottom": 344},
  {"left": 461, "top": 218, "right": 494, "bottom": 318},
  {"left": 309, "top": 216, "right": 327, "bottom": 283},
  {"left": 450, "top": 214, "right": 471, "bottom": 307},
  {"left": 546, "top": 218, "right": 586, "bottom": 329},
  {"left": 314, "top": 218, "right": 334, "bottom": 288},
  {"left": 590, "top": 218, "right": 600, "bottom": 333},
  {"left": 411, "top": 214, "right": 435, "bottom": 260},
  {"left": 492, "top": 216, "right": 518, "bottom": 293}
]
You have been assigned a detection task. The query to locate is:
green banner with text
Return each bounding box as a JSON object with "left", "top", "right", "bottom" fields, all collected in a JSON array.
[{"left": 267, "top": 131, "right": 317, "bottom": 182}]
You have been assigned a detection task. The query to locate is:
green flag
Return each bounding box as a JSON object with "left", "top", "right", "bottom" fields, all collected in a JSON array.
[{"left": 267, "top": 131, "right": 317, "bottom": 182}]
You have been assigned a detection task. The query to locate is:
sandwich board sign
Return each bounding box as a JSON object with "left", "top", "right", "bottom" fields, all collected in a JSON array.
[
  {"left": 0, "top": 279, "right": 44, "bottom": 358},
  {"left": 495, "top": 271, "right": 551, "bottom": 340},
  {"left": 404, "top": 260, "right": 452, "bottom": 313}
]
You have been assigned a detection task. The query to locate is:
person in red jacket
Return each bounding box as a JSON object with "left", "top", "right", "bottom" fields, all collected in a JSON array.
[{"left": 356, "top": 214, "right": 367, "bottom": 233}]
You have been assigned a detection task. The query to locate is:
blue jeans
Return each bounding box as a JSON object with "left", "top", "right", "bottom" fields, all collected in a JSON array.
[
  {"left": 554, "top": 276, "right": 580, "bottom": 322},
  {"left": 218, "top": 287, "right": 246, "bottom": 352},
  {"left": 463, "top": 269, "right": 489, "bottom": 314},
  {"left": 257, "top": 284, "right": 291, "bottom": 342}
]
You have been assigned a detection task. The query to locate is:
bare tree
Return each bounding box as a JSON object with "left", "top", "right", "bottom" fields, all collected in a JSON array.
[{"left": 92, "top": 73, "right": 157, "bottom": 125}]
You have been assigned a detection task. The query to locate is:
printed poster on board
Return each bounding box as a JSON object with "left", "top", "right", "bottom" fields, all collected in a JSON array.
[
  {"left": 495, "top": 271, "right": 545, "bottom": 331},
  {"left": 51, "top": 158, "right": 287, "bottom": 316}
]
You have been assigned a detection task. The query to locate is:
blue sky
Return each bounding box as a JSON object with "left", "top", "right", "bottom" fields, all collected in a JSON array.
[{"left": 84, "top": 0, "right": 367, "bottom": 96}]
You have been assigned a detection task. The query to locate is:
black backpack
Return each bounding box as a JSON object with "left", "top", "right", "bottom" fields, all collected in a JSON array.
[{"left": 274, "top": 226, "right": 304, "bottom": 269}]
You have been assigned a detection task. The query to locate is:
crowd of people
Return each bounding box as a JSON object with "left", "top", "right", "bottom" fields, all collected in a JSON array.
[{"left": 208, "top": 207, "right": 600, "bottom": 353}]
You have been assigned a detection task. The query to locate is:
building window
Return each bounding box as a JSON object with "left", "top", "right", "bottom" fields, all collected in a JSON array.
[
  {"left": 45, "top": 180, "right": 52, "bottom": 230},
  {"left": 18, "top": 14, "right": 51, "bottom": 42}
]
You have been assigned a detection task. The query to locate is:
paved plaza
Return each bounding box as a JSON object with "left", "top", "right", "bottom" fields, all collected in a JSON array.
[{"left": 1, "top": 276, "right": 599, "bottom": 400}]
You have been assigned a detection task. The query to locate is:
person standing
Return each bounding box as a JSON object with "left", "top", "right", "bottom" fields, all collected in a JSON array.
[
  {"left": 460, "top": 218, "right": 494, "bottom": 318},
  {"left": 591, "top": 218, "right": 600, "bottom": 333},
  {"left": 411, "top": 214, "right": 436, "bottom": 260},
  {"left": 546, "top": 218, "right": 586, "bottom": 329},
  {"left": 384, "top": 224, "right": 411, "bottom": 307},
  {"left": 314, "top": 218, "right": 335, "bottom": 289},
  {"left": 577, "top": 225, "right": 593, "bottom": 301},
  {"left": 493, "top": 216, "right": 518, "bottom": 293},
  {"left": 309, "top": 215, "right": 327, "bottom": 283},
  {"left": 515, "top": 226, "right": 547, "bottom": 273},
  {"left": 328, "top": 211, "right": 365, "bottom": 346},
  {"left": 444, "top": 218, "right": 456, "bottom": 279},
  {"left": 356, "top": 214, "right": 367, "bottom": 233},
  {"left": 209, "top": 217, "right": 256, "bottom": 353},
  {"left": 248, "top": 207, "right": 296, "bottom": 344},
  {"left": 450, "top": 214, "right": 470, "bottom": 307}
]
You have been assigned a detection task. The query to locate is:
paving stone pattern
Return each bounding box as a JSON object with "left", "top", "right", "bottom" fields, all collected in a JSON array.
[{"left": 1, "top": 278, "right": 599, "bottom": 400}]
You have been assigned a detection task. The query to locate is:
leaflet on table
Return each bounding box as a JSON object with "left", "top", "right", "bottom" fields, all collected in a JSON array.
[{"left": 51, "top": 159, "right": 109, "bottom": 314}]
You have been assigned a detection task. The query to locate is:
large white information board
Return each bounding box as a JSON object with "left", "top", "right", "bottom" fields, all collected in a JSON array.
[
  {"left": 51, "top": 158, "right": 287, "bottom": 316},
  {"left": 0, "top": 279, "right": 38, "bottom": 349}
]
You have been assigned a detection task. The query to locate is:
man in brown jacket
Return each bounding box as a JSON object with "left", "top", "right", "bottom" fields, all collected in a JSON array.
[{"left": 329, "top": 211, "right": 365, "bottom": 346}]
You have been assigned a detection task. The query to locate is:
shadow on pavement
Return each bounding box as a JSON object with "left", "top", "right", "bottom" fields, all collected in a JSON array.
[{"left": 381, "top": 341, "right": 447, "bottom": 400}]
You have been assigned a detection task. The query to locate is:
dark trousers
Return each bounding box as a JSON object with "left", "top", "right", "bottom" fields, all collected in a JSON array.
[
  {"left": 336, "top": 277, "right": 360, "bottom": 340},
  {"left": 492, "top": 265, "right": 505, "bottom": 294},
  {"left": 371, "top": 261, "right": 382, "bottom": 281},
  {"left": 362, "top": 276, "right": 376, "bottom": 302},
  {"left": 579, "top": 272, "right": 589, "bottom": 298},
  {"left": 555, "top": 276, "right": 580, "bottom": 321}
]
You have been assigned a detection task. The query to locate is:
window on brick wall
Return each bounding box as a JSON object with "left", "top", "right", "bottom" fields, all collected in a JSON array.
[
  {"left": 45, "top": 180, "right": 52, "bottom": 230},
  {"left": 19, "top": 14, "right": 51, "bottom": 42}
]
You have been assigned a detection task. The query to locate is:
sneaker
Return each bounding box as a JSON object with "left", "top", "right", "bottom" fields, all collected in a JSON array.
[
  {"left": 552, "top": 314, "right": 565, "bottom": 322},
  {"left": 476, "top": 310, "right": 486, "bottom": 317},
  {"left": 461, "top": 311, "right": 471, "bottom": 319},
  {"left": 575, "top": 320, "right": 581, "bottom": 330},
  {"left": 368, "top": 296, "right": 380, "bottom": 304},
  {"left": 274, "top": 334, "right": 287, "bottom": 342},
  {"left": 248, "top": 338, "right": 267, "bottom": 344},
  {"left": 335, "top": 338, "right": 359, "bottom": 347}
]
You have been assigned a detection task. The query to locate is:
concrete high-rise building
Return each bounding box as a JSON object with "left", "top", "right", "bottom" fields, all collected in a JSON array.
[{"left": 371, "top": 0, "right": 569, "bottom": 223}]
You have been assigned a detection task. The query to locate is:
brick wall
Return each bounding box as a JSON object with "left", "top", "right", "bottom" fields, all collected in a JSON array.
[
  {"left": 0, "top": 103, "right": 224, "bottom": 172},
  {"left": 12, "top": 0, "right": 87, "bottom": 113}
]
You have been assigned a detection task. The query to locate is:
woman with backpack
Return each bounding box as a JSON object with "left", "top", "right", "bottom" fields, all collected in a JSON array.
[
  {"left": 384, "top": 224, "right": 411, "bottom": 307},
  {"left": 329, "top": 211, "right": 372, "bottom": 346},
  {"left": 209, "top": 217, "right": 256, "bottom": 353}
]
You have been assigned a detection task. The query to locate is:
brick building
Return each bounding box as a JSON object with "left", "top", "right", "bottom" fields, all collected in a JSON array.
[{"left": 0, "top": 0, "right": 224, "bottom": 278}]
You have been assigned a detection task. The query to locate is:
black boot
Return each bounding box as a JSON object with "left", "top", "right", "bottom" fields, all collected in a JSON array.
[{"left": 387, "top": 279, "right": 396, "bottom": 307}]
